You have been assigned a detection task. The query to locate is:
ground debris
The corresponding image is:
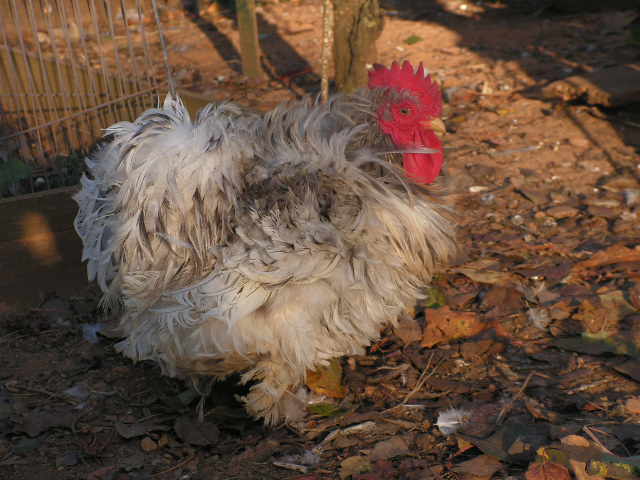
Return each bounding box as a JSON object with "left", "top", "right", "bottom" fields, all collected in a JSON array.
[
  {"left": 3, "top": 1, "right": 640, "bottom": 478},
  {"left": 542, "top": 64, "right": 640, "bottom": 107}
]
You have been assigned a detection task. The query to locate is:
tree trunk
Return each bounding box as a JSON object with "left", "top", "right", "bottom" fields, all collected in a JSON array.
[
  {"left": 235, "top": 0, "right": 264, "bottom": 82},
  {"left": 332, "top": 0, "right": 383, "bottom": 93}
]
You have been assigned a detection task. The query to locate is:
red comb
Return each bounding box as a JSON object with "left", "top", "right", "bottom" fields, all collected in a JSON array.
[{"left": 368, "top": 61, "right": 442, "bottom": 117}]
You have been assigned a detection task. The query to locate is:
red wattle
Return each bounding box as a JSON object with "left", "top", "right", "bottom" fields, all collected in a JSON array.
[{"left": 401, "top": 129, "right": 443, "bottom": 184}]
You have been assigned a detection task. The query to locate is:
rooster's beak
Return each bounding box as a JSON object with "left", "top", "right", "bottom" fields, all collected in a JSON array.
[{"left": 421, "top": 118, "right": 446, "bottom": 140}]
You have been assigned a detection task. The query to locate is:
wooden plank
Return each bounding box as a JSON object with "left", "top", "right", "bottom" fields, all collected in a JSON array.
[{"left": 0, "top": 186, "right": 90, "bottom": 311}]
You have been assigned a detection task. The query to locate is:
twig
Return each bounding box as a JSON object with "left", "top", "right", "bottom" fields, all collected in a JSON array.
[
  {"left": 71, "top": 408, "right": 93, "bottom": 435},
  {"left": 152, "top": 454, "right": 197, "bottom": 477},
  {"left": 496, "top": 371, "right": 541, "bottom": 425},
  {"left": 10, "top": 384, "right": 79, "bottom": 405},
  {"left": 583, "top": 426, "right": 615, "bottom": 456},
  {"left": 400, "top": 352, "right": 438, "bottom": 405}
]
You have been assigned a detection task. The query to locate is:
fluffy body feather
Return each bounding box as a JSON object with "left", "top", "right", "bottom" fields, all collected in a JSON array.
[{"left": 75, "top": 71, "right": 456, "bottom": 424}]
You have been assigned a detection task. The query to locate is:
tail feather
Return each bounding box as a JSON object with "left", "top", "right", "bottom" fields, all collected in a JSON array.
[{"left": 74, "top": 95, "right": 259, "bottom": 304}]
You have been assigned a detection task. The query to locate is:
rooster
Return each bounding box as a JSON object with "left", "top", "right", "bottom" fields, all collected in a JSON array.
[{"left": 74, "top": 61, "right": 456, "bottom": 424}]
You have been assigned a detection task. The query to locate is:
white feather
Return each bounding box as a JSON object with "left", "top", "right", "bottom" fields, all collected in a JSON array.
[{"left": 436, "top": 407, "right": 471, "bottom": 435}]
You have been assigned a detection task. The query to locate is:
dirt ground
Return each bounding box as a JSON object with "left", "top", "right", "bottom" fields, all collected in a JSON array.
[{"left": 1, "top": 0, "right": 640, "bottom": 479}]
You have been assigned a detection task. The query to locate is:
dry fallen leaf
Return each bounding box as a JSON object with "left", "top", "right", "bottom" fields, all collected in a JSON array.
[
  {"left": 114, "top": 418, "right": 169, "bottom": 439},
  {"left": 394, "top": 316, "right": 423, "bottom": 345},
  {"left": 339, "top": 455, "right": 372, "bottom": 479},
  {"left": 369, "top": 436, "right": 409, "bottom": 461},
  {"left": 454, "top": 259, "right": 520, "bottom": 287},
  {"left": 570, "top": 244, "right": 640, "bottom": 276},
  {"left": 18, "top": 409, "right": 76, "bottom": 438},
  {"left": 173, "top": 416, "right": 219, "bottom": 446},
  {"left": 560, "top": 435, "right": 602, "bottom": 480},
  {"left": 625, "top": 397, "right": 640, "bottom": 415},
  {"left": 573, "top": 297, "right": 618, "bottom": 334},
  {"left": 453, "top": 454, "right": 503, "bottom": 479},
  {"left": 481, "top": 285, "right": 523, "bottom": 317},
  {"left": 139, "top": 436, "right": 158, "bottom": 452},
  {"left": 525, "top": 462, "right": 571, "bottom": 480},
  {"left": 422, "top": 306, "right": 485, "bottom": 348},
  {"left": 306, "top": 358, "right": 345, "bottom": 398},
  {"left": 599, "top": 290, "right": 636, "bottom": 318}
]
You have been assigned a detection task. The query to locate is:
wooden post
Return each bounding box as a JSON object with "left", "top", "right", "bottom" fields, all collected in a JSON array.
[
  {"left": 320, "top": 0, "right": 334, "bottom": 103},
  {"left": 235, "top": 0, "right": 264, "bottom": 82},
  {"left": 332, "top": 0, "right": 383, "bottom": 93}
]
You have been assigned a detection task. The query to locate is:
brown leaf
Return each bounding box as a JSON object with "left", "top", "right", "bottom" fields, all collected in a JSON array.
[
  {"left": 572, "top": 244, "right": 640, "bottom": 272},
  {"left": 340, "top": 456, "right": 372, "bottom": 479},
  {"left": 524, "top": 397, "right": 562, "bottom": 423},
  {"left": 453, "top": 258, "right": 521, "bottom": 286},
  {"left": 173, "top": 416, "right": 219, "bottom": 446},
  {"left": 573, "top": 297, "right": 617, "bottom": 334},
  {"left": 614, "top": 360, "right": 640, "bottom": 382},
  {"left": 560, "top": 435, "right": 603, "bottom": 480},
  {"left": 630, "top": 283, "right": 640, "bottom": 310},
  {"left": 115, "top": 418, "right": 169, "bottom": 439},
  {"left": 599, "top": 290, "right": 636, "bottom": 318},
  {"left": 394, "top": 316, "right": 423, "bottom": 345},
  {"left": 18, "top": 409, "right": 76, "bottom": 437},
  {"left": 548, "top": 300, "right": 574, "bottom": 321},
  {"left": 453, "top": 454, "right": 502, "bottom": 478},
  {"left": 624, "top": 397, "right": 640, "bottom": 415},
  {"left": 306, "top": 358, "right": 345, "bottom": 398},
  {"left": 481, "top": 286, "right": 523, "bottom": 317},
  {"left": 525, "top": 462, "right": 571, "bottom": 480},
  {"left": 368, "top": 436, "right": 409, "bottom": 461},
  {"left": 87, "top": 466, "right": 118, "bottom": 480},
  {"left": 422, "top": 306, "right": 485, "bottom": 348},
  {"left": 140, "top": 436, "right": 158, "bottom": 452}
]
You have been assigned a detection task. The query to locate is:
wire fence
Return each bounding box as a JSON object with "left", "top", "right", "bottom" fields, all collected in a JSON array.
[{"left": 0, "top": 0, "right": 175, "bottom": 196}]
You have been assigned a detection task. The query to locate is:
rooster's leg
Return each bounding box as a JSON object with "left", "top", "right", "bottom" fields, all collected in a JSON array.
[{"left": 240, "top": 358, "right": 307, "bottom": 425}]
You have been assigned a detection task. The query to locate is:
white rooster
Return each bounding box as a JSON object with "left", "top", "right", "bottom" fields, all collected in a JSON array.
[{"left": 74, "top": 61, "right": 456, "bottom": 424}]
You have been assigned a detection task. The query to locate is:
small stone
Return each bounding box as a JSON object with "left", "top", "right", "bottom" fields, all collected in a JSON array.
[
  {"left": 568, "top": 137, "right": 590, "bottom": 148},
  {"left": 546, "top": 205, "right": 579, "bottom": 219},
  {"left": 140, "top": 437, "right": 158, "bottom": 452},
  {"left": 511, "top": 214, "right": 525, "bottom": 226}
]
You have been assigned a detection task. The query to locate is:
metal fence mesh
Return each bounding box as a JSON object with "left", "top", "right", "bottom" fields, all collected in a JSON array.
[{"left": 0, "top": 0, "right": 174, "bottom": 195}]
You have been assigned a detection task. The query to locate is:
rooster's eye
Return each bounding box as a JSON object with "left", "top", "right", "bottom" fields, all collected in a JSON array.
[{"left": 399, "top": 108, "right": 411, "bottom": 115}]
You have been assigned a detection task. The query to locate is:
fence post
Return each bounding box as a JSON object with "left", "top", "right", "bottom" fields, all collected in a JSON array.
[{"left": 235, "top": 0, "right": 264, "bottom": 82}]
